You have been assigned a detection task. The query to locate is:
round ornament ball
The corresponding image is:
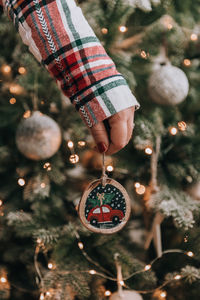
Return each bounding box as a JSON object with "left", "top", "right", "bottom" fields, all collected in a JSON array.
[
  {"left": 148, "top": 63, "right": 189, "bottom": 106},
  {"left": 110, "top": 290, "right": 143, "bottom": 300},
  {"left": 16, "top": 111, "right": 62, "bottom": 160}
]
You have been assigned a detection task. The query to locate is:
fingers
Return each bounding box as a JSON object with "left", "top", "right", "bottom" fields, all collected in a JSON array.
[
  {"left": 106, "top": 120, "right": 128, "bottom": 155},
  {"left": 90, "top": 121, "right": 109, "bottom": 153},
  {"left": 106, "top": 107, "right": 135, "bottom": 155}
]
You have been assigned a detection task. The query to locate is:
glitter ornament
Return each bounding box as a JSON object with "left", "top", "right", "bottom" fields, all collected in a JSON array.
[
  {"left": 16, "top": 111, "right": 61, "bottom": 160},
  {"left": 110, "top": 290, "right": 143, "bottom": 300},
  {"left": 148, "top": 62, "right": 189, "bottom": 106}
]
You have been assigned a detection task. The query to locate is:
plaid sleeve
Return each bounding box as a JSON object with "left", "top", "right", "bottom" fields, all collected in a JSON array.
[{"left": 2, "top": 0, "right": 139, "bottom": 127}]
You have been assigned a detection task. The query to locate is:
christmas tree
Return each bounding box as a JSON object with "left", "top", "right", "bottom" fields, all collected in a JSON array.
[{"left": 0, "top": 0, "right": 200, "bottom": 299}]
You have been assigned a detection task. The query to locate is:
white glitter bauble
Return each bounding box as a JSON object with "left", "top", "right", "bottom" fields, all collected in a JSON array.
[
  {"left": 148, "top": 63, "right": 189, "bottom": 106},
  {"left": 16, "top": 111, "right": 62, "bottom": 160},
  {"left": 110, "top": 290, "right": 143, "bottom": 300}
]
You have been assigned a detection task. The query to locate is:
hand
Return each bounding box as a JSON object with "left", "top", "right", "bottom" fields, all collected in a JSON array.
[{"left": 90, "top": 107, "right": 135, "bottom": 155}]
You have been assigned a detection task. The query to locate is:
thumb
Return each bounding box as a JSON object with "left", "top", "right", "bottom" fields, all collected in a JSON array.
[{"left": 90, "top": 121, "right": 109, "bottom": 153}]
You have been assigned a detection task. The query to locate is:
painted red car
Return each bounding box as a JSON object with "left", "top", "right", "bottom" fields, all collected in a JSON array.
[{"left": 87, "top": 204, "right": 124, "bottom": 226}]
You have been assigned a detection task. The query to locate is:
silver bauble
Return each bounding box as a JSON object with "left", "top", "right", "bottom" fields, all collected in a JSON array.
[
  {"left": 16, "top": 111, "right": 62, "bottom": 160},
  {"left": 148, "top": 63, "right": 189, "bottom": 105},
  {"left": 110, "top": 290, "right": 143, "bottom": 300}
]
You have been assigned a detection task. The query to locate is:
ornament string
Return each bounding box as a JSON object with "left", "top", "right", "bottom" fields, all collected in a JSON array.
[{"left": 101, "top": 153, "right": 108, "bottom": 187}]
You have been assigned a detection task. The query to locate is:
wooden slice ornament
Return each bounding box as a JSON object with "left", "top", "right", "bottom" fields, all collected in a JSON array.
[{"left": 78, "top": 154, "right": 131, "bottom": 234}]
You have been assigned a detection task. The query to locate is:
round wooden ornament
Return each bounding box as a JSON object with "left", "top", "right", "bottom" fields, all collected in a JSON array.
[{"left": 78, "top": 155, "right": 131, "bottom": 234}]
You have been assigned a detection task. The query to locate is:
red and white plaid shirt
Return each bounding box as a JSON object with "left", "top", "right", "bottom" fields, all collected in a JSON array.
[{"left": 1, "top": 0, "right": 139, "bottom": 127}]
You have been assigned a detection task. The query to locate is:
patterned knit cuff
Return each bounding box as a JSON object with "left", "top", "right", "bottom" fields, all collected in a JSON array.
[{"left": 71, "top": 74, "right": 140, "bottom": 127}]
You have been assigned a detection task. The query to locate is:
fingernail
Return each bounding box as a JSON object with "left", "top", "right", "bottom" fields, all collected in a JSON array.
[{"left": 97, "top": 142, "right": 107, "bottom": 153}]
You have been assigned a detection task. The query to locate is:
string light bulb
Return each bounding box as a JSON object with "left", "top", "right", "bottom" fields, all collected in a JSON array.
[
  {"left": 40, "top": 293, "right": 45, "bottom": 300},
  {"left": 119, "top": 280, "right": 125, "bottom": 286},
  {"left": 136, "top": 185, "right": 146, "bottom": 195},
  {"left": 190, "top": 33, "right": 198, "bottom": 41},
  {"left": 119, "top": 25, "right": 128, "bottom": 33},
  {"left": 18, "top": 66, "right": 26, "bottom": 74},
  {"left": 18, "top": 178, "right": 25, "bottom": 186},
  {"left": 89, "top": 269, "right": 96, "bottom": 275},
  {"left": 183, "top": 59, "right": 191, "bottom": 67},
  {"left": 78, "top": 140, "right": 86, "bottom": 147},
  {"left": 186, "top": 251, "right": 194, "bottom": 257},
  {"left": 160, "top": 291, "right": 167, "bottom": 298},
  {"left": 69, "top": 154, "right": 79, "bottom": 164},
  {"left": 178, "top": 121, "right": 187, "bottom": 131},
  {"left": 9, "top": 97, "right": 16, "bottom": 104},
  {"left": 107, "top": 165, "right": 114, "bottom": 172},
  {"left": 9, "top": 83, "right": 23, "bottom": 95},
  {"left": 0, "top": 200, "right": 3, "bottom": 206},
  {"left": 0, "top": 276, "right": 7, "bottom": 283},
  {"left": 48, "top": 261, "right": 56, "bottom": 270},
  {"left": 104, "top": 290, "right": 112, "bottom": 297},
  {"left": 169, "top": 126, "right": 178, "bottom": 135},
  {"left": 67, "top": 140, "right": 74, "bottom": 149},
  {"left": 23, "top": 110, "right": 31, "bottom": 119},
  {"left": 134, "top": 182, "right": 140, "bottom": 188},
  {"left": 145, "top": 147, "right": 153, "bottom": 155},
  {"left": 144, "top": 264, "right": 151, "bottom": 271},
  {"left": 1, "top": 65, "right": 11, "bottom": 74},
  {"left": 40, "top": 182, "right": 46, "bottom": 189},
  {"left": 43, "top": 162, "right": 51, "bottom": 171},
  {"left": 78, "top": 242, "right": 84, "bottom": 250},
  {"left": 174, "top": 274, "right": 181, "bottom": 280},
  {"left": 140, "top": 50, "right": 147, "bottom": 59},
  {"left": 101, "top": 28, "right": 108, "bottom": 34},
  {"left": 46, "top": 291, "right": 51, "bottom": 296}
]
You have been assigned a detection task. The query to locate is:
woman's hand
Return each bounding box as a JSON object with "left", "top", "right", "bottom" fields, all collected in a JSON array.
[{"left": 90, "top": 107, "right": 135, "bottom": 155}]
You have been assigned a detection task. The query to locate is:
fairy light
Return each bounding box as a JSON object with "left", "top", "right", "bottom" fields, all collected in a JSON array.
[
  {"left": 178, "top": 121, "right": 187, "bottom": 131},
  {"left": 69, "top": 154, "right": 79, "bottom": 164},
  {"left": 119, "top": 280, "right": 125, "bottom": 286},
  {"left": 43, "top": 162, "right": 51, "bottom": 171},
  {"left": 186, "top": 251, "right": 194, "bottom": 257},
  {"left": 136, "top": 185, "right": 146, "bottom": 195},
  {"left": 89, "top": 269, "right": 96, "bottom": 275},
  {"left": 46, "top": 291, "right": 51, "bottom": 296},
  {"left": 37, "top": 238, "right": 42, "bottom": 244},
  {"left": 40, "top": 293, "right": 45, "bottom": 300},
  {"left": 140, "top": 50, "right": 147, "bottom": 59},
  {"left": 0, "top": 276, "right": 7, "bottom": 283},
  {"left": 134, "top": 182, "right": 140, "bottom": 188},
  {"left": 104, "top": 290, "right": 112, "bottom": 297},
  {"left": 144, "top": 264, "right": 151, "bottom": 271},
  {"left": 145, "top": 147, "right": 153, "bottom": 155},
  {"left": 190, "top": 33, "right": 198, "bottom": 41},
  {"left": 1, "top": 65, "right": 11, "bottom": 74},
  {"left": 78, "top": 242, "right": 84, "bottom": 250},
  {"left": 184, "top": 235, "right": 188, "bottom": 243},
  {"left": 48, "top": 262, "right": 56, "bottom": 270},
  {"left": 0, "top": 200, "right": 3, "bottom": 206},
  {"left": 9, "top": 97, "right": 16, "bottom": 104},
  {"left": 18, "top": 178, "right": 25, "bottom": 186},
  {"left": 119, "top": 25, "right": 128, "bottom": 33},
  {"left": 101, "top": 28, "right": 108, "bottom": 34},
  {"left": 169, "top": 127, "right": 178, "bottom": 135},
  {"left": 78, "top": 141, "right": 86, "bottom": 147},
  {"left": 18, "top": 67, "right": 26, "bottom": 74},
  {"left": 40, "top": 182, "right": 46, "bottom": 188},
  {"left": 183, "top": 59, "right": 191, "bottom": 67},
  {"left": 107, "top": 165, "right": 114, "bottom": 172},
  {"left": 174, "top": 274, "right": 181, "bottom": 280},
  {"left": 67, "top": 140, "right": 74, "bottom": 149},
  {"left": 9, "top": 83, "right": 23, "bottom": 95},
  {"left": 160, "top": 291, "right": 167, "bottom": 298},
  {"left": 23, "top": 110, "right": 31, "bottom": 118}
]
